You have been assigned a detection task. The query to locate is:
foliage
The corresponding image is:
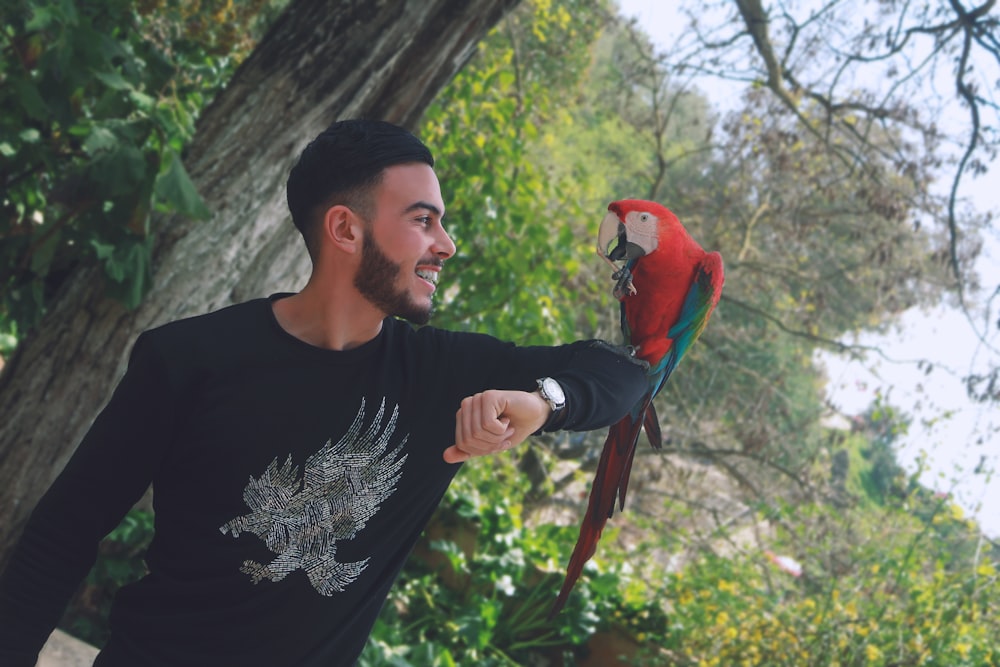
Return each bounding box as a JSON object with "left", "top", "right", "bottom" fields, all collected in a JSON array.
[
  {"left": 662, "top": 506, "right": 999, "bottom": 667},
  {"left": 361, "top": 446, "right": 665, "bottom": 667},
  {"left": 518, "top": 21, "right": 832, "bottom": 480},
  {"left": 357, "top": 415, "right": 1000, "bottom": 666},
  {"left": 58, "top": 508, "right": 154, "bottom": 647},
  {"left": 422, "top": 0, "right": 610, "bottom": 345},
  {"left": 0, "top": 0, "right": 274, "bottom": 338}
]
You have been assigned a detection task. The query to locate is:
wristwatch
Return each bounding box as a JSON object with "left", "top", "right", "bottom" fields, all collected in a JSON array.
[{"left": 535, "top": 377, "right": 566, "bottom": 431}]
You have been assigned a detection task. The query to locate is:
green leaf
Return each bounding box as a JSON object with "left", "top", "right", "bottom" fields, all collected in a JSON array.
[
  {"left": 83, "top": 126, "right": 119, "bottom": 155},
  {"left": 91, "top": 144, "right": 146, "bottom": 196},
  {"left": 497, "top": 70, "right": 516, "bottom": 89},
  {"left": 154, "top": 149, "right": 211, "bottom": 220},
  {"left": 11, "top": 79, "right": 49, "bottom": 120},
  {"left": 94, "top": 70, "right": 132, "bottom": 91},
  {"left": 91, "top": 239, "right": 115, "bottom": 261},
  {"left": 128, "top": 89, "right": 155, "bottom": 110},
  {"left": 29, "top": 229, "right": 60, "bottom": 275},
  {"left": 25, "top": 6, "right": 56, "bottom": 32},
  {"left": 19, "top": 128, "right": 41, "bottom": 143},
  {"left": 91, "top": 237, "right": 153, "bottom": 308}
]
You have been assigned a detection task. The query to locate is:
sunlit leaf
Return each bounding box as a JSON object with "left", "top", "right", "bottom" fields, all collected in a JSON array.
[{"left": 154, "top": 149, "right": 212, "bottom": 220}]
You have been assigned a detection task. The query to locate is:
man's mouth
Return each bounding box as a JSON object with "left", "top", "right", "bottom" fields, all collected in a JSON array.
[{"left": 416, "top": 268, "right": 439, "bottom": 285}]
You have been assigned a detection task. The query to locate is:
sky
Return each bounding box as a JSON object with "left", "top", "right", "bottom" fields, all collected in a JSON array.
[{"left": 617, "top": 0, "right": 1000, "bottom": 538}]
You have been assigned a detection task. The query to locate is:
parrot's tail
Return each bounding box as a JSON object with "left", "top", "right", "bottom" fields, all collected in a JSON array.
[{"left": 549, "top": 412, "right": 645, "bottom": 618}]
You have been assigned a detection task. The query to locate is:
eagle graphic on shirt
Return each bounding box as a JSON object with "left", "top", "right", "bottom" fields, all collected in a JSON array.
[{"left": 220, "top": 397, "right": 408, "bottom": 595}]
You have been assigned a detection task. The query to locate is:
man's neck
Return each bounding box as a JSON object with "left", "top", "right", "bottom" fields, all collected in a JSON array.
[{"left": 271, "top": 283, "right": 385, "bottom": 351}]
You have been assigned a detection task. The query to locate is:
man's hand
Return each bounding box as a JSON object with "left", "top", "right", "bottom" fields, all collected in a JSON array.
[{"left": 443, "top": 389, "right": 551, "bottom": 463}]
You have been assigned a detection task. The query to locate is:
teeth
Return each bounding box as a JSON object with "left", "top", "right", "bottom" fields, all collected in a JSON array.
[{"left": 416, "top": 269, "right": 438, "bottom": 284}]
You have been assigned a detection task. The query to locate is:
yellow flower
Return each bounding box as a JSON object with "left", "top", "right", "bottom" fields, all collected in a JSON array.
[
  {"left": 718, "top": 579, "right": 737, "bottom": 593},
  {"left": 865, "top": 644, "right": 882, "bottom": 662}
]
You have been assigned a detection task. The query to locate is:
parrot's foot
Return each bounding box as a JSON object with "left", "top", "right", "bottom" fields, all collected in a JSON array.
[
  {"left": 611, "top": 267, "right": 637, "bottom": 299},
  {"left": 589, "top": 341, "right": 650, "bottom": 370}
]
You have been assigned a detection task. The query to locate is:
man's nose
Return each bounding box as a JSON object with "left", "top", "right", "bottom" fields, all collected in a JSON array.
[{"left": 433, "top": 224, "right": 456, "bottom": 259}]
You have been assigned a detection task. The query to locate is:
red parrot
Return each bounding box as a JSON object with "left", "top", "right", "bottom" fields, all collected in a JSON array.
[{"left": 550, "top": 199, "right": 724, "bottom": 616}]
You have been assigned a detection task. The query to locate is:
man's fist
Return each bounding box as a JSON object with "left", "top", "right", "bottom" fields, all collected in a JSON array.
[{"left": 443, "top": 389, "right": 550, "bottom": 463}]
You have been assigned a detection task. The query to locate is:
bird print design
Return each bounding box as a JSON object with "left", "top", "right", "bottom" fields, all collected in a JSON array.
[{"left": 220, "top": 397, "right": 408, "bottom": 596}]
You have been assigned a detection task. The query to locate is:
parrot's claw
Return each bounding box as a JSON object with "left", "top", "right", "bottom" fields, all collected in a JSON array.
[
  {"left": 589, "top": 341, "right": 650, "bottom": 370},
  {"left": 612, "top": 267, "right": 637, "bottom": 300}
]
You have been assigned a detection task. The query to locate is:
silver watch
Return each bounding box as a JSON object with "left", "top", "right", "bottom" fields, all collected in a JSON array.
[{"left": 536, "top": 377, "right": 566, "bottom": 413}]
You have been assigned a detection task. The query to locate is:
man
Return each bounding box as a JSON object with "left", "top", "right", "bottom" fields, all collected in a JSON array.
[{"left": 0, "top": 119, "right": 645, "bottom": 666}]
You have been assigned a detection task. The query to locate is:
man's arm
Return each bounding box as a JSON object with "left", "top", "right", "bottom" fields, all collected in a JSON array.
[
  {"left": 444, "top": 341, "right": 647, "bottom": 463},
  {"left": 0, "top": 333, "right": 172, "bottom": 666}
]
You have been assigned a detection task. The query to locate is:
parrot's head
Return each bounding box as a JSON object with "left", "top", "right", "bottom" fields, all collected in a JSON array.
[{"left": 597, "top": 199, "right": 677, "bottom": 262}]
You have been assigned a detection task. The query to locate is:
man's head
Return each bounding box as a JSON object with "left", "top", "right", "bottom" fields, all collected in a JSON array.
[
  {"left": 286, "top": 119, "right": 435, "bottom": 257},
  {"left": 286, "top": 120, "right": 454, "bottom": 325}
]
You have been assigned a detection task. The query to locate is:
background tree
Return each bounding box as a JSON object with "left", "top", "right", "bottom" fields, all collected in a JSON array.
[
  {"left": 0, "top": 0, "right": 522, "bottom": 571},
  {"left": 1, "top": 0, "right": 277, "bottom": 334},
  {"left": 674, "top": 0, "right": 1000, "bottom": 396}
]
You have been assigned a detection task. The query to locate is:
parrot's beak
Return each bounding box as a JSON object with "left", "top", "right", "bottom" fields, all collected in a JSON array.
[
  {"left": 597, "top": 211, "right": 645, "bottom": 261},
  {"left": 597, "top": 211, "right": 624, "bottom": 259}
]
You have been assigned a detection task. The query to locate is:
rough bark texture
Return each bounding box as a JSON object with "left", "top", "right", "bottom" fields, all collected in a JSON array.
[{"left": 0, "top": 0, "right": 520, "bottom": 570}]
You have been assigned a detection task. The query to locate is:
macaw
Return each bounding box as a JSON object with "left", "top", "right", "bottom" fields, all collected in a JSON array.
[{"left": 550, "top": 199, "right": 724, "bottom": 616}]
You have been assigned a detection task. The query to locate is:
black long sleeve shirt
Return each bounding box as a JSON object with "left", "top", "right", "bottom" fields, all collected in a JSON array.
[{"left": 0, "top": 295, "right": 646, "bottom": 667}]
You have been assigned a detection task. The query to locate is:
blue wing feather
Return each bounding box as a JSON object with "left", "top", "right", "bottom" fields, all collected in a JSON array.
[{"left": 648, "top": 257, "right": 722, "bottom": 397}]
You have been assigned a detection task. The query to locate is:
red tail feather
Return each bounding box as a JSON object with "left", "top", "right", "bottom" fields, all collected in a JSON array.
[{"left": 550, "top": 413, "right": 644, "bottom": 617}]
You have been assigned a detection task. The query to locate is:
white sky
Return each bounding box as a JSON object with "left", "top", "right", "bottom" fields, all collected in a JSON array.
[{"left": 617, "top": 0, "right": 1000, "bottom": 538}]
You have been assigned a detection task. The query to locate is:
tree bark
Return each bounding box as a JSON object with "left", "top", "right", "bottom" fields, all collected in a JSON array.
[{"left": 0, "top": 0, "right": 520, "bottom": 570}]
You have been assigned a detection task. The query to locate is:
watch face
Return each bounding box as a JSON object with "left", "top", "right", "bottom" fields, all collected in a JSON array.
[{"left": 542, "top": 377, "right": 565, "bottom": 405}]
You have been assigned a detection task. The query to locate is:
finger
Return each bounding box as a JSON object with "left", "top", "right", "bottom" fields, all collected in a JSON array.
[
  {"left": 459, "top": 396, "right": 503, "bottom": 449},
  {"left": 443, "top": 445, "right": 470, "bottom": 464},
  {"left": 455, "top": 400, "right": 489, "bottom": 457},
  {"left": 460, "top": 397, "right": 477, "bottom": 448},
  {"left": 480, "top": 403, "right": 509, "bottom": 437},
  {"left": 473, "top": 393, "right": 510, "bottom": 441}
]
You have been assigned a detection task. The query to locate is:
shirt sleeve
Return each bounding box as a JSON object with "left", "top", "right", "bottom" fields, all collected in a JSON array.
[
  {"left": 514, "top": 340, "right": 647, "bottom": 433},
  {"left": 443, "top": 330, "right": 648, "bottom": 433},
  {"left": 0, "top": 332, "right": 175, "bottom": 666}
]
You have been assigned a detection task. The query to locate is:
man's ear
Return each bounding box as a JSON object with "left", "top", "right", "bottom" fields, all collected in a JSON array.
[{"left": 322, "top": 205, "right": 364, "bottom": 254}]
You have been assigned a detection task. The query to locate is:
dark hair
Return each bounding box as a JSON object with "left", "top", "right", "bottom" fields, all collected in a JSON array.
[{"left": 285, "top": 119, "right": 434, "bottom": 255}]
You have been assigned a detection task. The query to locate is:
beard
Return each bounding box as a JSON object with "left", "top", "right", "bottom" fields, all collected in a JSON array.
[{"left": 354, "top": 232, "right": 434, "bottom": 325}]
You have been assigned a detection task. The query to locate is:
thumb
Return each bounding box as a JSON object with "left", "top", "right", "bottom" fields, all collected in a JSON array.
[{"left": 442, "top": 445, "right": 470, "bottom": 464}]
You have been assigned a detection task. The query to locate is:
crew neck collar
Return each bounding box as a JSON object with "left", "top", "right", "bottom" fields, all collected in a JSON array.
[{"left": 264, "top": 293, "right": 390, "bottom": 360}]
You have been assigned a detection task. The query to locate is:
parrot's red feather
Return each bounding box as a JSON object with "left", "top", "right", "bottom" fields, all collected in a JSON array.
[{"left": 550, "top": 411, "right": 645, "bottom": 616}]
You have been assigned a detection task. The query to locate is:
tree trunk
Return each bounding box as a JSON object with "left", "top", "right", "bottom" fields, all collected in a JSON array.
[{"left": 0, "top": 0, "right": 520, "bottom": 570}]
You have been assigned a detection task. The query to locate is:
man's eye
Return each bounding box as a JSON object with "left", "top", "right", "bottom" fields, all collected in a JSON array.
[{"left": 417, "top": 216, "right": 432, "bottom": 225}]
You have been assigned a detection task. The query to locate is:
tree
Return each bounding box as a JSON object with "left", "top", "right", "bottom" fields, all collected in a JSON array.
[
  {"left": 696, "top": 0, "right": 996, "bottom": 286},
  {"left": 424, "top": 0, "right": 609, "bottom": 345},
  {"left": 671, "top": 0, "right": 1000, "bottom": 393},
  {"left": 0, "top": 0, "right": 522, "bottom": 571},
  {"left": 0, "top": 0, "right": 277, "bottom": 334}
]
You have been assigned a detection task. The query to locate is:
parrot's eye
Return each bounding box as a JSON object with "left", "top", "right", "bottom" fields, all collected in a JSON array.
[{"left": 639, "top": 213, "right": 650, "bottom": 223}]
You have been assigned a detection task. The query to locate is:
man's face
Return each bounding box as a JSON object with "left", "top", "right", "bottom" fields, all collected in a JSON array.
[{"left": 353, "top": 163, "right": 455, "bottom": 325}]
